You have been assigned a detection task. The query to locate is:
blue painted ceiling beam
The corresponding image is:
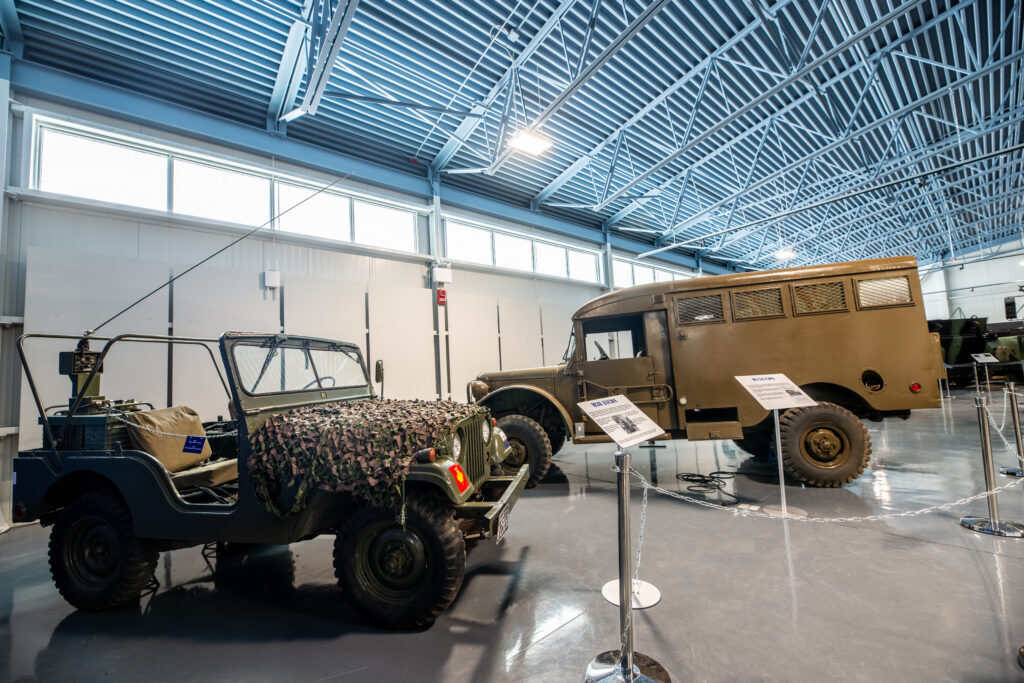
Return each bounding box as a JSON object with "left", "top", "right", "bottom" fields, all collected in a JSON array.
[{"left": 0, "top": 0, "right": 24, "bottom": 58}]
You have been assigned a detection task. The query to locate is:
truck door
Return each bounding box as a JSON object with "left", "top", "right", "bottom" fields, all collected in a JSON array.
[{"left": 574, "top": 312, "right": 676, "bottom": 433}]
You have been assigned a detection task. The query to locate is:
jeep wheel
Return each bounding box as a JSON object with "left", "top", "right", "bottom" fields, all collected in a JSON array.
[
  {"left": 497, "top": 414, "right": 552, "bottom": 488},
  {"left": 48, "top": 490, "right": 158, "bottom": 611},
  {"left": 778, "top": 402, "right": 871, "bottom": 487},
  {"left": 334, "top": 492, "right": 465, "bottom": 629}
]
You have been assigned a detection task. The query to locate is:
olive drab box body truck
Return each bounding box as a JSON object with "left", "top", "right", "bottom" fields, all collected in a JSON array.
[{"left": 471, "top": 256, "right": 943, "bottom": 487}]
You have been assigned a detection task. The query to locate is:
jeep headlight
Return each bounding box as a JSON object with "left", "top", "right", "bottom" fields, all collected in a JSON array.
[
  {"left": 452, "top": 432, "right": 462, "bottom": 458},
  {"left": 481, "top": 419, "right": 491, "bottom": 443}
]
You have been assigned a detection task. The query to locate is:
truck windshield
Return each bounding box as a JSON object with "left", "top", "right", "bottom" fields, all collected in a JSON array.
[
  {"left": 234, "top": 343, "right": 368, "bottom": 395},
  {"left": 562, "top": 331, "right": 575, "bottom": 362}
]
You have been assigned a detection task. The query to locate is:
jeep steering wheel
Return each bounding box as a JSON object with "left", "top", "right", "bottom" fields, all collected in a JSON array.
[
  {"left": 302, "top": 375, "right": 336, "bottom": 390},
  {"left": 594, "top": 341, "right": 610, "bottom": 361}
]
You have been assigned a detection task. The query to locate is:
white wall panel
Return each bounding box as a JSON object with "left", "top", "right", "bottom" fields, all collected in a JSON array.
[
  {"left": 20, "top": 248, "right": 170, "bottom": 449},
  {"left": 172, "top": 265, "right": 279, "bottom": 420},
  {"left": 919, "top": 270, "right": 950, "bottom": 319},
  {"left": 498, "top": 297, "right": 543, "bottom": 371},
  {"left": 368, "top": 286, "right": 436, "bottom": 399},
  {"left": 447, "top": 291, "right": 499, "bottom": 401},
  {"left": 284, "top": 275, "right": 367, "bottom": 358},
  {"left": 536, "top": 281, "right": 601, "bottom": 365}
]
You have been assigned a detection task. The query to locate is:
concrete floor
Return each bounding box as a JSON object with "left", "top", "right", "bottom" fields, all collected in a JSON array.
[{"left": 2, "top": 389, "right": 1024, "bottom": 682}]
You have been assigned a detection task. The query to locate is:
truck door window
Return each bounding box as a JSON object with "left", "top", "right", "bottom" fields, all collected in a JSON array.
[{"left": 581, "top": 315, "right": 646, "bottom": 361}]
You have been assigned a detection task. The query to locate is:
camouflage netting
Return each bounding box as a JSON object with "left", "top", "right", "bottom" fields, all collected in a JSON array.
[{"left": 248, "top": 399, "right": 488, "bottom": 516}]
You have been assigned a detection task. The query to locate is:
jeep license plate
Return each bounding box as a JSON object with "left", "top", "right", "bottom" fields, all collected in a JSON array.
[{"left": 495, "top": 505, "right": 510, "bottom": 544}]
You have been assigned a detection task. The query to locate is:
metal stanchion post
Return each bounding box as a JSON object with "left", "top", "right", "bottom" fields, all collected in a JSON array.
[
  {"left": 585, "top": 451, "right": 670, "bottom": 683},
  {"left": 959, "top": 396, "right": 1024, "bottom": 537},
  {"left": 1001, "top": 381, "right": 1024, "bottom": 478},
  {"left": 984, "top": 364, "right": 991, "bottom": 396},
  {"left": 973, "top": 362, "right": 980, "bottom": 395}
]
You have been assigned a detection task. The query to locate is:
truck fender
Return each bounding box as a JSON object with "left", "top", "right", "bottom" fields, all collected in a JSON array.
[{"left": 477, "top": 385, "right": 573, "bottom": 433}]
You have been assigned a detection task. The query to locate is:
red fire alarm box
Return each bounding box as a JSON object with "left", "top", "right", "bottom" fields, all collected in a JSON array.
[{"left": 437, "top": 288, "right": 447, "bottom": 305}]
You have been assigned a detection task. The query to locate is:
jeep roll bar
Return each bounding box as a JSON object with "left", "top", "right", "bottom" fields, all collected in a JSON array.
[{"left": 18, "top": 333, "right": 230, "bottom": 469}]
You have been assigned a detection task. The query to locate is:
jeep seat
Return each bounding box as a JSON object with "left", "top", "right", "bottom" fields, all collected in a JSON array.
[{"left": 171, "top": 458, "right": 238, "bottom": 490}]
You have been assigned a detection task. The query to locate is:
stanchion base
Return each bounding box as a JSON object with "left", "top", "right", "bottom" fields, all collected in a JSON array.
[
  {"left": 959, "top": 517, "right": 1024, "bottom": 537},
  {"left": 999, "top": 467, "right": 1023, "bottom": 477},
  {"left": 763, "top": 505, "right": 808, "bottom": 519},
  {"left": 601, "top": 579, "right": 661, "bottom": 609},
  {"left": 584, "top": 650, "right": 671, "bottom": 682}
]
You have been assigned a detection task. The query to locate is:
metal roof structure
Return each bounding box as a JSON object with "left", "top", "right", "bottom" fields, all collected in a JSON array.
[{"left": 2, "top": 0, "right": 1022, "bottom": 271}]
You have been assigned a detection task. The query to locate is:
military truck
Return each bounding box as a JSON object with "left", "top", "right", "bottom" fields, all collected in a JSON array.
[
  {"left": 12, "top": 332, "right": 527, "bottom": 628},
  {"left": 471, "top": 256, "right": 943, "bottom": 488}
]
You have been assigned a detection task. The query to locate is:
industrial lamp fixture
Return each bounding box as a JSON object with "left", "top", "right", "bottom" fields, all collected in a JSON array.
[
  {"left": 774, "top": 247, "right": 796, "bottom": 261},
  {"left": 508, "top": 129, "right": 552, "bottom": 155}
]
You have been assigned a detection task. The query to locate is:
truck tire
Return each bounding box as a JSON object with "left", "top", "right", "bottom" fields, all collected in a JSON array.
[
  {"left": 497, "top": 414, "right": 552, "bottom": 488},
  {"left": 334, "top": 492, "right": 465, "bottom": 629},
  {"left": 48, "top": 490, "right": 158, "bottom": 611},
  {"left": 778, "top": 402, "right": 871, "bottom": 487},
  {"left": 546, "top": 426, "right": 566, "bottom": 456}
]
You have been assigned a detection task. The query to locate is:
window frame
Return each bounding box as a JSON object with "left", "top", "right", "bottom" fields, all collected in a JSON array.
[
  {"left": 674, "top": 292, "right": 727, "bottom": 326},
  {"left": 789, "top": 280, "right": 850, "bottom": 316},
  {"left": 730, "top": 286, "right": 787, "bottom": 322},
  {"left": 853, "top": 275, "right": 915, "bottom": 310}
]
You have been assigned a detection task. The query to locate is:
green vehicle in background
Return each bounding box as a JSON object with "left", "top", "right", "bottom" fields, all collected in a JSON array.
[{"left": 12, "top": 332, "right": 528, "bottom": 629}]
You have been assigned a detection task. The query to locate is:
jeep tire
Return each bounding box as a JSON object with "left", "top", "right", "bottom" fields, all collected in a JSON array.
[
  {"left": 334, "top": 492, "right": 465, "bottom": 629},
  {"left": 778, "top": 402, "right": 871, "bottom": 487},
  {"left": 48, "top": 490, "right": 158, "bottom": 611},
  {"left": 497, "top": 414, "right": 552, "bottom": 488}
]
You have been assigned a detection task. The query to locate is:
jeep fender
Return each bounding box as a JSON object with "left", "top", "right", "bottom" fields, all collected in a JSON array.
[{"left": 477, "top": 385, "right": 573, "bottom": 435}]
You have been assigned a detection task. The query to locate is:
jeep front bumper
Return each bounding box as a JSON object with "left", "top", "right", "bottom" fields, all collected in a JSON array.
[{"left": 453, "top": 463, "right": 529, "bottom": 543}]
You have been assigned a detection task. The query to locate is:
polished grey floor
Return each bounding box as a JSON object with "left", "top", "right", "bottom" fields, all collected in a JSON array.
[{"left": 3, "top": 389, "right": 1024, "bottom": 682}]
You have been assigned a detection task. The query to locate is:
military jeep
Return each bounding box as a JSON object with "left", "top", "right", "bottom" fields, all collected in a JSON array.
[
  {"left": 471, "top": 256, "right": 943, "bottom": 488},
  {"left": 12, "top": 332, "right": 528, "bottom": 628}
]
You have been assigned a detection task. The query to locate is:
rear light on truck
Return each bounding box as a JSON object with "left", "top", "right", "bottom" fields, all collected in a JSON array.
[
  {"left": 910, "top": 383, "right": 922, "bottom": 393},
  {"left": 12, "top": 503, "right": 26, "bottom": 522}
]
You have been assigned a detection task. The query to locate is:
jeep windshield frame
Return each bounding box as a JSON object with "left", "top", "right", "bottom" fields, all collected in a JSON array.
[
  {"left": 221, "top": 334, "right": 373, "bottom": 424},
  {"left": 231, "top": 337, "right": 370, "bottom": 397}
]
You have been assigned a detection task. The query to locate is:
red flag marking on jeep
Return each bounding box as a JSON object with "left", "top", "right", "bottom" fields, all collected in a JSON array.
[{"left": 449, "top": 463, "right": 469, "bottom": 493}]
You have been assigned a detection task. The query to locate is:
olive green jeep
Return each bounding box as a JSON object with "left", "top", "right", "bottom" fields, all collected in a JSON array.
[{"left": 12, "top": 332, "right": 528, "bottom": 628}]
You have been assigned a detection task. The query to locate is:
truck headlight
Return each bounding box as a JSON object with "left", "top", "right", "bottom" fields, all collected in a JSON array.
[
  {"left": 470, "top": 381, "right": 489, "bottom": 401},
  {"left": 481, "top": 419, "right": 491, "bottom": 443},
  {"left": 452, "top": 432, "right": 462, "bottom": 458}
]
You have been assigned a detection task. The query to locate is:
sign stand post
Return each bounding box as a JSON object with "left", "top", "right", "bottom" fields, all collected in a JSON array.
[
  {"left": 578, "top": 396, "right": 670, "bottom": 683},
  {"left": 1002, "top": 381, "right": 1024, "bottom": 478},
  {"left": 735, "top": 374, "right": 816, "bottom": 519}
]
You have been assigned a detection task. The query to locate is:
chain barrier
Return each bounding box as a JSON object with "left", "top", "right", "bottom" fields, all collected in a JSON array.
[
  {"left": 105, "top": 408, "right": 238, "bottom": 439},
  {"left": 985, "top": 394, "right": 1019, "bottom": 461}
]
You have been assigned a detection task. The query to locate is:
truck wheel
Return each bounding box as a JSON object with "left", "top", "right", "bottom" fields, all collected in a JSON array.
[
  {"left": 48, "top": 490, "right": 158, "bottom": 611},
  {"left": 334, "top": 492, "right": 465, "bottom": 629},
  {"left": 546, "top": 426, "right": 566, "bottom": 456},
  {"left": 778, "top": 402, "right": 872, "bottom": 487},
  {"left": 497, "top": 414, "right": 552, "bottom": 488}
]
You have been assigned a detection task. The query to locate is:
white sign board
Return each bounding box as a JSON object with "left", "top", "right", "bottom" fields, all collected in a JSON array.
[
  {"left": 735, "top": 374, "right": 817, "bottom": 411},
  {"left": 577, "top": 395, "right": 665, "bottom": 449},
  {"left": 971, "top": 353, "right": 999, "bottom": 363}
]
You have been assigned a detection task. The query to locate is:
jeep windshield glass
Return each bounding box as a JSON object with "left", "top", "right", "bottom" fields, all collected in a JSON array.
[{"left": 233, "top": 343, "right": 369, "bottom": 395}]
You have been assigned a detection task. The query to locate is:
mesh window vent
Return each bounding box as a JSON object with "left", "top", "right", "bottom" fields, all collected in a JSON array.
[
  {"left": 733, "top": 288, "right": 784, "bottom": 319},
  {"left": 677, "top": 295, "right": 724, "bottom": 323},
  {"left": 793, "top": 282, "right": 847, "bottom": 314},
  {"left": 858, "top": 276, "right": 912, "bottom": 307}
]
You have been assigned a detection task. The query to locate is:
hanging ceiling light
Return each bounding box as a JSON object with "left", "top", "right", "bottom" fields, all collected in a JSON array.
[
  {"left": 509, "top": 129, "right": 552, "bottom": 156},
  {"left": 774, "top": 247, "right": 796, "bottom": 261}
]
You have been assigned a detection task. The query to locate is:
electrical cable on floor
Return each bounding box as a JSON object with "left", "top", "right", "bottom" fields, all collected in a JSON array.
[{"left": 675, "top": 471, "right": 739, "bottom": 506}]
